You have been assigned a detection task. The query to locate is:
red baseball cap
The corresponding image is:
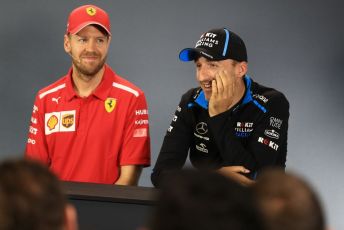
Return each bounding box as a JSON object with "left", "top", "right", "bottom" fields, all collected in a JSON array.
[{"left": 66, "top": 5, "right": 111, "bottom": 35}]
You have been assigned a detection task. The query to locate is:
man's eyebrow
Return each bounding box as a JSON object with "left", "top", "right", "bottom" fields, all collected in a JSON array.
[{"left": 205, "top": 59, "right": 219, "bottom": 63}]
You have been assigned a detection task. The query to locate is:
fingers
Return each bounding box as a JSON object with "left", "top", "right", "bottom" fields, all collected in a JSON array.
[
  {"left": 215, "top": 72, "right": 224, "bottom": 94},
  {"left": 208, "top": 69, "right": 235, "bottom": 116},
  {"left": 221, "top": 70, "right": 234, "bottom": 97},
  {"left": 211, "top": 79, "right": 217, "bottom": 98},
  {"left": 210, "top": 70, "right": 231, "bottom": 98},
  {"left": 218, "top": 70, "right": 228, "bottom": 89},
  {"left": 236, "top": 174, "right": 255, "bottom": 186},
  {"left": 218, "top": 166, "right": 250, "bottom": 174},
  {"left": 218, "top": 168, "right": 255, "bottom": 187},
  {"left": 216, "top": 70, "right": 233, "bottom": 98},
  {"left": 227, "top": 166, "right": 250, "bottom": 174}
]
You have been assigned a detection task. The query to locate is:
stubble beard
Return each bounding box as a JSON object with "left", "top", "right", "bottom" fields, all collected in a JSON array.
[{"left": 72, "top": 53, "right": 107, "bottom": 80}]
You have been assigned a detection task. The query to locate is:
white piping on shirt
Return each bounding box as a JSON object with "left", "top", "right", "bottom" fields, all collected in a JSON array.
[
  {"left": 39, "top": 83, "right": 66, "bottom": 99},
  {"left": 112, "top": 82, "right": 139, "bottom": 97}
]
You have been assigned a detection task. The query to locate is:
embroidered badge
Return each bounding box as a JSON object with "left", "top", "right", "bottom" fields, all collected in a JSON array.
[
  {"left": 86, "top": 7, "right": 96, "bottom": 16},
  {"left": 105, "top": 98, "right": 116, "bottom": 113}
]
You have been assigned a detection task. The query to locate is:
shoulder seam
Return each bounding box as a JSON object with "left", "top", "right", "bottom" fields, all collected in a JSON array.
[
  {"left": 39, "top": 83, "right": 66, "bottom": 99},
  {"left": 112, "top": 82, "right": 139, "bottom": 97}
]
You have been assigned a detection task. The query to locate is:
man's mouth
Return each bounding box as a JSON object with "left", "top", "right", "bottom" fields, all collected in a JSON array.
[{"left": 201, "top": 81, "right": 212, "bottom": 90}]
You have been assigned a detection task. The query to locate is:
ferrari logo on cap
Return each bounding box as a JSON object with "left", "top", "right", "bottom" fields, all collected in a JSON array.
[
  {"left": 86, "top": 7, "right": 96, "bottom": 16},
  {"left": 105, "top": 98, "right": 116, "bottom": 113}
]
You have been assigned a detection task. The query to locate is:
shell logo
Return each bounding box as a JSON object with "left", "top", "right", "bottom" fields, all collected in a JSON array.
[
  {"left": 86, "top": 7, "right": 96, "bottom": 16},
  {"left": 47, "top": 115, "right": 58, "bottom": 131}
]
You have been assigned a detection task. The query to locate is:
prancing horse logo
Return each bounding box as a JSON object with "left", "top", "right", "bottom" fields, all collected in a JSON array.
[
  {"left": 105, "top": 98, "right": 117, "bottom": 113},
  {"left": 196, "top": 122, "right": 208, "bottom": 135}
]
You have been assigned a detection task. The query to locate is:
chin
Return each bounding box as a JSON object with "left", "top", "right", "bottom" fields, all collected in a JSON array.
[
  {"left": 200, "top": 86, "right": 211, "bottom": 100},
  {"left": 204, "top": 93, "right": 211, "bottom": 101}
]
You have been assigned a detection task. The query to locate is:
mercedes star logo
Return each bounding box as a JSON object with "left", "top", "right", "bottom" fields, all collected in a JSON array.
[{"left": 196, "top": 122, "right": 208, "bottom": 135}]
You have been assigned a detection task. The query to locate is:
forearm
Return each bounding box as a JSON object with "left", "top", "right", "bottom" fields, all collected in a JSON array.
[
  {"left": 217, "top": 166, "right": 255, "bottom": 186},
  {"left": 115, "top": 165, "right": 142, "bottom": 186},
  {"left": 151, "top": 138, "right": 189, "bottom": 187},
  {"left": 208, "top": 110, "right": 256, "bottom": 169}
]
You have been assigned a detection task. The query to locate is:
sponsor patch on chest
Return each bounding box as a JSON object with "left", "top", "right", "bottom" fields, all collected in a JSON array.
[
  {"left": 196, "top": 143, "right": 209, "bottom": 153},
  {"left": 105, "top": 98, "right": 117, "bottom": 113},
  {"left": 264, "top": 129, "right": 280, "bottom": 139},
  {"left": 269, "top": 117, "right": 283, "bottom": 129},
  {"left": 234, "top": 121, "right": 254, "bottom": 137},
  {"left": 45, "top": 110, "right": 76, "bottom": 135},
  {"left": 257, "top": 137, "right": 279, "bottom": 151},
  {"left": 194, "top": 122, "right": 210, "bottom": 141}
]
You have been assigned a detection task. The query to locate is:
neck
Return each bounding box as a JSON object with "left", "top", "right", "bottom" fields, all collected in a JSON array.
[{"left": 71, "top": 66, "right": 105, "bottom": 97}]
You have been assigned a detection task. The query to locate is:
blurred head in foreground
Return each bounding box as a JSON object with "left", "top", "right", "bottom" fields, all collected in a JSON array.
[
  {"left": 149, "top": 169, "right": 265, "bottom": 230},
  {"left": 252, "top": 169, "right": 326, "bottom": 230},
  {"left": 0, "top": 159, "right": 78, "bottom": 230}
]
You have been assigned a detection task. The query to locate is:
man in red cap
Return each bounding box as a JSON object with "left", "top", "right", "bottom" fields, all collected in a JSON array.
[{"left": 25, "top": 5, "right": 151, "bottom": 185}]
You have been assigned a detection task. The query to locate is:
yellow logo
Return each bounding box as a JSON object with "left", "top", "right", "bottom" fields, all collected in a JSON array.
[
  {"left": 105, "top": 98, "right": 116, "bottom": 113},
  {"left": 47, "top": 115, "right": 58, "bottom": 131},
  {"left": 62, "top": 114, "right": 74, "bottom": 128},
  {"left": 86, "top": 7, "right": 96, "bottom": 16}
]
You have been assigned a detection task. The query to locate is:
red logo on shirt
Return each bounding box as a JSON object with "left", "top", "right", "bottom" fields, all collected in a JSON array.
[
  {"left": 62, "top": 114, "right": 74, "bottom": 128},
  {"left": 47, "top": 115, "right": 58, "bottom": 131}
]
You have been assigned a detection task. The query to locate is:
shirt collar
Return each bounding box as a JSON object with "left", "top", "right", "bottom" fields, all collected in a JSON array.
[
  {"left": 241, "top": 75, "right": 253, "bottom": 105},
  {"left": 65, "top": 64, "right": 114, "bottom": 101},
  {"left": 194, "top": 90, "right": 208, "bottom": 109},
  {"left": 92, "top": 65, "right": 114, "bottom": 101}
]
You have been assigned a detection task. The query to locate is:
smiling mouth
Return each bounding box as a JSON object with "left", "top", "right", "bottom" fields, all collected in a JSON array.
[
  {"left": 201, "top": 81, "right": 212, "bottom": 90},
  {"left": 82, "top": 56, "right": 98, "bottom": 59},
  {"left": 81, "top": 56, "right": 99, "bottom": 63}
]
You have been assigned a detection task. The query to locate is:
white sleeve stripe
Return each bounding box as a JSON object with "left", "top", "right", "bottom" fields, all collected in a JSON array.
[
  {"left": 39, "top": 84, "right": 66, "bottom": 99},
  {"left": 112, "top": 82, "right": 139, "bottom": 97}
]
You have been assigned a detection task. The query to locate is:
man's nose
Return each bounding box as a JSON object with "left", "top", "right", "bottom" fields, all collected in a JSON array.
[
  {"left": 197, "top": 68, "right": 213, "bottom": 82},
  {"left": 85, "top": 39, "right": 97, "bottom": 52}
]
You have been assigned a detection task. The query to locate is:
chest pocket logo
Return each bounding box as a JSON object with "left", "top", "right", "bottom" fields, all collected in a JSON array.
[
  {"left": 196, "top": 122, "right": 208, "bottom": 135},
  {"left": 62, "top": 114, "right": 74, "bottom": 128},
  {"left": 105, "top": 98, "right": 117, "bottom": 113},
  {"left": 47, "top": 115, "right": 58, "bottom": 130},
  {"left": 45, "top": 110, "right": 76, "bottom": 135}
]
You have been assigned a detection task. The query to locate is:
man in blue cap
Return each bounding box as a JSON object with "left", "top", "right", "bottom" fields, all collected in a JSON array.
[{"left": 151, "top": 28, "right": 289, "bottom": 187}]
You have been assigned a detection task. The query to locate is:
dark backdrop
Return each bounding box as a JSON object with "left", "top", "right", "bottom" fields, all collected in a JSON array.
[{"left": 0, "top": 1, "right": 343, "bottom": 229}]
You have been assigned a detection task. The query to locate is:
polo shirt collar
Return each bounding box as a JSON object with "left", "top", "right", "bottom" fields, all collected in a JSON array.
[
  {"left": 65, "top": 64, "right": 114, "bottom": 101},
  {"left": 92, "top": 65, "right": 114, "bottom": 101}
]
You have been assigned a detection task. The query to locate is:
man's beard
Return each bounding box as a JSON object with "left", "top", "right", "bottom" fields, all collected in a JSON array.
[{"left": 72, "top": 52, "right": 107, "bottom": 78}]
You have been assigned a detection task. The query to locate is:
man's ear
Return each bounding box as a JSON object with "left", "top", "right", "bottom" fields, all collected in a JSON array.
[
  {"left": 64, "top": 204, "right": 78, "bottom": 230},
  {"left": 237, "top": 62, "right": 248, "bottom": 78},
  {"left": 64, "top": 34, "right": 71, "bottom": 54}
]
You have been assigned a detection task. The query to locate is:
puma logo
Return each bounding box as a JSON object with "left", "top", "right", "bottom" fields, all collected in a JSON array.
[{"left": 52, "top": 97, "right": 61, "bottom": 104}]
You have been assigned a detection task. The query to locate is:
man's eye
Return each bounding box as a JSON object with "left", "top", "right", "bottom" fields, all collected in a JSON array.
[{"left": 97, "top": 39, "right": 105, "bottom": 44}]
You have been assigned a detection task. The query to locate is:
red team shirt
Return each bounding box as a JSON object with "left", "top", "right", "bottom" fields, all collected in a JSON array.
[{"left": 26, "top": 65, "right": 151, "bottom": 184}]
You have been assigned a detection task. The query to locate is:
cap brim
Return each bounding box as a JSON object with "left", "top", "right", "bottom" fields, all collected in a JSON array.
[
  {"left": 69, "top": 21, "right": 111, "bottom": 36},
  {"left": 179, "top": 48, "right": 200, "bottom": 62},
  {"left": 179, "top": 48, "right": 217, "bottom": 62}
]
